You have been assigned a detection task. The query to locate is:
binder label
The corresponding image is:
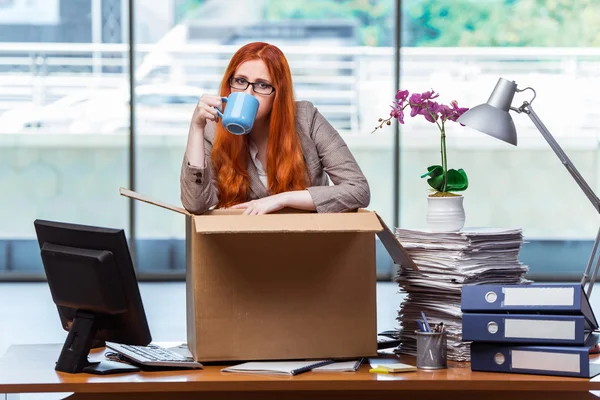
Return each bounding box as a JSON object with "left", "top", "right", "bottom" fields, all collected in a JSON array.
[
  {"left": 511, "top": 350, "right": 580, "bottom": 373},
  {"left": 505, "top": 319, "right": 576, "bottom": 340},
  {"left": 503, "top": 287, "right": 575, "bottom": 306}
]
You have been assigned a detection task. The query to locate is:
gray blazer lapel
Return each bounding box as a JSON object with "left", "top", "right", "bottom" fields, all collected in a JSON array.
[{"left": 247, "top": 158, "right": 269, "bottom": 199}]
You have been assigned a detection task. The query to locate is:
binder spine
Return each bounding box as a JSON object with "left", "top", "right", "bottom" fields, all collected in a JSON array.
[
  {"left": 462, "top": 314, "right": 586, "bottom": 344},
  {"left": 470, "top": 343, "right": 592, "bottom": 378},
  {"left": 461, "top": 284, "right": 580, "bottom": 312}
]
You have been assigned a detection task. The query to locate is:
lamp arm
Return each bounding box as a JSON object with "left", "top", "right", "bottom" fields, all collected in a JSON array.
[
  {"left": 583, "top": 227, "right": 600, "bottom": 299},
  {"left": 522, "top": 102, "right": 600, "bottom": 299},
  {"left": 523, "top": 103, "right": 600, "bottom": 214}
]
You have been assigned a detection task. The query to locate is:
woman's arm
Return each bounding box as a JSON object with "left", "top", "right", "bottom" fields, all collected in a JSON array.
[
  {"left": 185, "top": 93, "right": 222, "bottom": 167},
  {"left": 185, "top": 124, "right": 206, "bottom": 168},
  {"left": 180, "top": 122, "right": 219, "bottom": 214},
  {"left": 281, "top": 190, "right": 316, "bottom": 210},
  {"left": 230, "top": 190, "right": 316, "bottom": 215},
  {"left": 302, "top": 103, "right": 371, "bottom": 213},
  {"left": 180, "top": 94, "right": 224, "bottom": 214}
]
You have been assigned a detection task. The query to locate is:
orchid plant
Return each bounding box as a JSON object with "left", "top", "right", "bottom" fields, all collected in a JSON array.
[{"left": 373, "top": 89, "right": 470, "bottom": 197}]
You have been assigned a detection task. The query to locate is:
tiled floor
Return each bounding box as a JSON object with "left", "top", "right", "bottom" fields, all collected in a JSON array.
[{"left": 0, "top": 281, "right": 403, "bottom": 357}]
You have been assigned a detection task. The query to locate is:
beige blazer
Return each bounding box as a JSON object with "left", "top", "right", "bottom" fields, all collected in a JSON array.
[{"left": 180, "top": 101, "right": 370, "bottom": 214}]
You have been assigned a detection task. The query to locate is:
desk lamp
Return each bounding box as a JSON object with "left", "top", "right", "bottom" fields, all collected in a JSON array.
[{"left": 457, "top": 77, "right": 600, "bottom": 298}]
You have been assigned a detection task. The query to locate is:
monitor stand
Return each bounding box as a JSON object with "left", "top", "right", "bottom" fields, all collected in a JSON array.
[{"left": 55, "top": 310, "right": 139, "bottom": 375}]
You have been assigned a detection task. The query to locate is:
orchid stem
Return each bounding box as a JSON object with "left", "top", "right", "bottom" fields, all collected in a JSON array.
[{"left": 440, "top": 122, "right": 448, "bottom": 193}]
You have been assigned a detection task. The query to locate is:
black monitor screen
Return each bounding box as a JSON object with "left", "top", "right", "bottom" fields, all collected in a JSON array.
[{"left": 34, "top": 219, "right": 152, "bottom": 374}]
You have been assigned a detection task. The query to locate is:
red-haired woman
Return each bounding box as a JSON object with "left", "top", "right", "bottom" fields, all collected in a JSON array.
[{"left": 181, "top": 42, "right": 370, "bottom": 215}]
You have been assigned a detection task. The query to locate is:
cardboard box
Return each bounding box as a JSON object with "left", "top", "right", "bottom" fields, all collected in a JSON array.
[{"left": 120, "top": 188, "right": 417, "bottom": 362}]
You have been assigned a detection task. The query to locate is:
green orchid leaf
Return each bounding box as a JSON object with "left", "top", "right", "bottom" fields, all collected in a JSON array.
[
  {"left": 420, "top": 166, "right": 469, "bottom": 192},
  {"left": 420, "top": 165, "right": 442, "bottom": 179},
  {"left": 421, "top": 165, "right": 445, "bottom": 191},
  {"left": 446, "top": 168, "right": 469, "bottom": 192}
]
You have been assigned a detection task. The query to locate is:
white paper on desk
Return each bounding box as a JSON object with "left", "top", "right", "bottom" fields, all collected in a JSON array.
[
  {"left": 312, "top": 359, "right": 363, "bottom": 372},
  {"left": 221, "top": 360, "right": 330, "bottom": 376}
]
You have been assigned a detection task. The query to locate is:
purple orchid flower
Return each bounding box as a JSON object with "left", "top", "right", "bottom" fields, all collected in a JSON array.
[
  {"left": 438, "top": 104, "right": 455, "bottom": 121},
  {"left": 409, "top": 93, "right": 424, "bottom": 117},
  {"left": 420, "top": 101, "right": 440, "bottom": 123},
  {"left": 372, "top": 88, "right": 471, "bottom": 194},
  {"left": 419, "top": 90, "right": 440, "bottom": 102},
  {"left": 395, "top": 89, "right": 409, "bottom": 103},
  {"left": 390, "top": 102, "right": 405, "bottom": 124},
  {"left": 379, "top": 89, "right": 469, "bottom": 128},
  {"left": 449, "top": 100, "right": 469, "bottom": 124}
]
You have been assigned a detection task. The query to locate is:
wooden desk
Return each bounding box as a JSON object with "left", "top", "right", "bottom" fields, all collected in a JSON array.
[{"left": 1, "top": 344, "right": 600, "bottom": 400}]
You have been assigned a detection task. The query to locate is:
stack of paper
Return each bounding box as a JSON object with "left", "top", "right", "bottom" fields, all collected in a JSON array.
[{"left": 393, "top": 227, "right": 530, "bottom": 362}]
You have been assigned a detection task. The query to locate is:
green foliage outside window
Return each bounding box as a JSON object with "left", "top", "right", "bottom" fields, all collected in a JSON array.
[
  {"left": 177, "top": 0, "right": 600, "bottom": 47},
  {"left": 176, "top": 0, "right": 207, "bottom": 22},
  {"left": 264, "top": 0, "right": 393, "bottom": 46},
  {"left": 405, "top": 0, "right": 600, "bottom": 47}
]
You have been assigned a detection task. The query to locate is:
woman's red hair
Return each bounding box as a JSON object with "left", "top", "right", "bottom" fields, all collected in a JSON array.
[{"left": 211, "top": 42, "right": 308, "bottom": 208}]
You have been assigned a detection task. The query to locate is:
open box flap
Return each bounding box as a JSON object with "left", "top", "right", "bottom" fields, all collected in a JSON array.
[
  {"left": 119, "top": 188, "right": 417, "bottom": 270},
  {"left": 375, "top": 214, "right": 419, "bottom": 271},
  {"left": 119, "top": 187, "right": 191, "bottom": 216},
  {"left": 192, "top": 209, "right": 383, "bottom": 234}
]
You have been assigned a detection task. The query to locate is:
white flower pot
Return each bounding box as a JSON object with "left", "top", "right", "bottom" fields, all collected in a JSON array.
[{"left": 426, "top": 195, "right": 465, "bottom": 232}]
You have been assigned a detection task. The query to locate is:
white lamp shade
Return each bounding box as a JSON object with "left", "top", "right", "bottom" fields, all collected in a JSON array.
[
  {"left": 457, "top": 77, "right": 519, "bottom": 146},
  {"left": 457, "top": 103, "right": 517, "bottom": 146}
]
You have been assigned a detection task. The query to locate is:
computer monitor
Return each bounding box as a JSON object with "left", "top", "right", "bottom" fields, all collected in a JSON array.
[{"left": 34, "top": 219, "right": 152, "bottom": 375}]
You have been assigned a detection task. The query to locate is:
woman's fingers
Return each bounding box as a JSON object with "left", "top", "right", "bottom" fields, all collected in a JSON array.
[
  {"left": 232, "top": 201, "right": 266, "bottom": 215},
  {"left": 199, "top": 94, "right": 223, "bottom": 108},
  {"left": 199, "top": 108, "right": 218, "bottom": 122},
  {"left": 192, "top": 94, "right": 223, "bottom": 127},
  {"left": 242, "top": 207, "right": 261, "bottom": 216}
]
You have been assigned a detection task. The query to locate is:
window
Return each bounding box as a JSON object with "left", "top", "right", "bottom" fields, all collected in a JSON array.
[
  {"left": 3, "top": 0, "right": 591, "bottom": 280},
  {"left": 0, "top": 0, "right": 129, "bottom": 277},
  {"left": 399, "top": 0, "right": 600, "bottom": 278},
  {"left": 133, "top": 0, "right": 396, "bottom": 276}
]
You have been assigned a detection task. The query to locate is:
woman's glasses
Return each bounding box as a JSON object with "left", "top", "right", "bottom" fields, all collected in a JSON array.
[{"left": 229, "top": 77, "right": 275, "bottom": 95}]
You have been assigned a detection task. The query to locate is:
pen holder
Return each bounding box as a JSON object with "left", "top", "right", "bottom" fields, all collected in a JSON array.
[{"left": 415, "top": 331, "right": 447, "bottom": 370}]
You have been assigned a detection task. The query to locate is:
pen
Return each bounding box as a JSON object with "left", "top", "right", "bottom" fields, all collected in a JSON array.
[
  {"left": 290, "top": 360, "right": 335, "bottom": 375},
  {"left": 420, "top": 311, "right": 431, "bottom": 332},
  {"left": 416, "top": 319, "right": 426, "bottom": 332}
]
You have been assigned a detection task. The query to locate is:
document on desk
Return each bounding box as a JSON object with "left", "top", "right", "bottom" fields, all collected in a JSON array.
[
  {"left": 312, "top": 358, "right": 365, "bottom": 372},
  {"left": 221, "top": 360, "right": 334, "bottom": 376}
]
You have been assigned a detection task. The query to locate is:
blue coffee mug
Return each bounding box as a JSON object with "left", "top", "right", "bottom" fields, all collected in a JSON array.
[{"left": 216, "top": 92, "right": 259, "bottom": 135}]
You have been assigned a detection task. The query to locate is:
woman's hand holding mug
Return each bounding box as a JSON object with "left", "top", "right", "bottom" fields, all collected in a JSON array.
[
  {"left": 191, "top": 94, "right": 223, "bottom": 130},
  {"left": 191, "top": 92, "right": 259, "bottom": 135}
]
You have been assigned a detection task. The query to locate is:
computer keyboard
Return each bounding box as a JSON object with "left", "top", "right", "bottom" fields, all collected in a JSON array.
[
  {"left": 377, "top": 330, "right": 401, "bottom": 349},
  {"left": 105, "top": 342, "right": 203, "bottom": 369},
  {"left": 377, "top": 336, "right": 401, "bottom": 349}
]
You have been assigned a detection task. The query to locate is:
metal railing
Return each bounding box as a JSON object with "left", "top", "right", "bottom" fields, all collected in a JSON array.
[{"left": 2, "top": 43, "right": 600, "bottom": 136}]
